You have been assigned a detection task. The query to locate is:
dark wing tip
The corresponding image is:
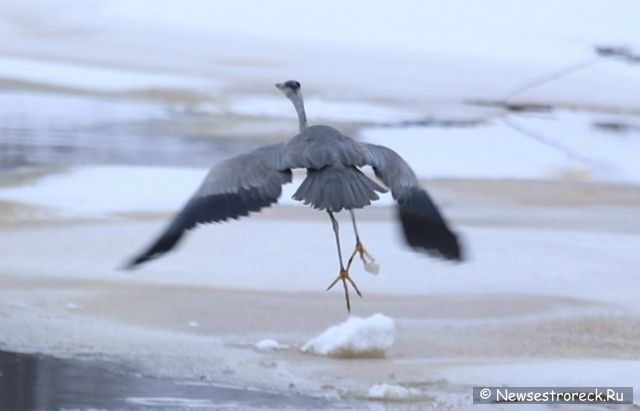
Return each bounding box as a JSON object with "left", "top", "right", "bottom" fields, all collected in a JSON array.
[
  {"left": 121, "top": 227, "right": 183, "bottom": 270},
  {"left": 397, "top": 187, "right": 465, "bottom": 262},
  {"left": 120, "top": 260, "right": 138, "bottom": 271},
  {"left": 120, "top": 254, "right": 154, "bottom": 270},
  {"left": 120, "top": 180, "right": 288, "bottom": 270}
]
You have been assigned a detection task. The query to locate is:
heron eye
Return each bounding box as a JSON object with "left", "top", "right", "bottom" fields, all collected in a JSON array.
[{"left": 286, "top": 80, "right": 300, "bottom": 89}]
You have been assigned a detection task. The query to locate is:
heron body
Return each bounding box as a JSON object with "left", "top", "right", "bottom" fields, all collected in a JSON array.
[
  {"left": 284, "top": 125, "right": 386, "bottom": 212},
  {"left": 126, "top": 81, "right": 463, "bottom": 311}
]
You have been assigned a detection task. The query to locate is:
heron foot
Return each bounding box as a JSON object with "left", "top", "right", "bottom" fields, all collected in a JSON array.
[
  {"left": 326, "top": 268, "right": 362, "bottom": 312},
  {"left": 347, "top": 242, "right": 379, "bottom": 274}
]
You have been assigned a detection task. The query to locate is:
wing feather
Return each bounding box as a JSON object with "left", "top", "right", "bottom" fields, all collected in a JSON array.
[
  {"left": 125, "top": 144, "right": 291, "bottom": 268},
  {"left": 365, "top": 144, "right": 463, "bottom": 261}
]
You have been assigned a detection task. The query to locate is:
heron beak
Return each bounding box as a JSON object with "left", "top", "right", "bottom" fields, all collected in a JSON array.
[{"left": 275, "top": 83, "right": 285, "bottom": 90}]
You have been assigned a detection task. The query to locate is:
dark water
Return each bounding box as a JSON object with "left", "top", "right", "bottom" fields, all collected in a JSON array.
[
  {"left": 0, "top": 127, "right": 257, "bottom": 169},
  {"left": 0, "top": 351, "right": 341, "bottom": 410},
  {"left": 0, "top": 90, "right": 260, "bottom": 169}
]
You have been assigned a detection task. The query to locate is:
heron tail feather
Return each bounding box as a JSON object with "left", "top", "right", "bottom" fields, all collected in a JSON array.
[{"left": 293, "top": 166, "right": 386, "bottom": 212}]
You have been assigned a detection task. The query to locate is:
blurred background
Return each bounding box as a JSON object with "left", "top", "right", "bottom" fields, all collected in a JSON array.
[
  {"left": 1, "top": 1, "right": 639, "bottom": 409},
  {"left": 1, "top": 0, "right": 639, "bottom": 178}
]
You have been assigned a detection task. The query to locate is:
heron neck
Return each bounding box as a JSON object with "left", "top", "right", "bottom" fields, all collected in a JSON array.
[{"left": 291, "top": 93, "right": 308, "bottom": 132}]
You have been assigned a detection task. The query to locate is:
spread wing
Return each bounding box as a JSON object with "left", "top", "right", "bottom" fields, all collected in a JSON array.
[
  {"left": 365, "top": 143, "right": 463, "bottom": 261},
  {"left": 124, "top": 143, "right": 292, "bottom": 268}
]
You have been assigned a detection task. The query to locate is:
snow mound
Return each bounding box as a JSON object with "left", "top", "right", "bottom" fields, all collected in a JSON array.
[
  {"left": 254, "top": 339, "right": 288, "bottom": 352},
  {"left": 367, "top": 384, "right": 420, "bottom": 400},
  {"left": 301, "top": 314, "right": 395, "bottom": 358}
]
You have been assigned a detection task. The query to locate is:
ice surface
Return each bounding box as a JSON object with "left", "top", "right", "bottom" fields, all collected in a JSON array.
[
  {"left": 434, "top": 360, "right": 640, "bottom": 406},
  {"left": 301, "top": 314, "right": 395, "bottom": 358}
]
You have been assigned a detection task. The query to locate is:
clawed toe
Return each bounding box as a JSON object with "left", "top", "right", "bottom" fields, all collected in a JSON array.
[{"left": 327, "top": 269, "right": 362, "bottom": 312}]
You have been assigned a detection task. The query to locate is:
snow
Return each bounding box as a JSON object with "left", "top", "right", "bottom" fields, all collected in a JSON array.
[
  {"left": 2, "top": 1, "right": 640, "bottom": 186},
  {"left": 301, "top": 314, "right": 395, "bottom": 358},
  {"left": 0, "top": 56, "right": 220, "bottom": 93},
  {"left": 2, "top": 214, "right": 639, "bottom": 310},
  {"left": 254, "top": 339, "right": 288, "bottom": 352},
  {"left": 437, "top": 359, "right": 640, "bottom": 389},
  {"left": 100, "top": 0, "right": 640, "bottom": 65},
  {"left": 367, "top": 384, "right": 419, "bottom": 401},
  {"left": 434, "top": 359, "right": 640, "bottom": 406},
  {"left": 126, "top": 397, "right": 215, "bottom": 408},
  {"left": 3, "top": 0, "right": 639, "bottom": 107},
  {"left": 228, "top": 96, "right": 421, "bottom": 123},
  {"left": 361, "top": 110, "right": 640, "bottom": 184},
  {"left": 0, "top": 166, "right": 205, "bottom": 218},
  {"left": 0, "top": 92, "right": 168, "bottom": 127},
  {"left": 1, "top": 1, "right": 640, "bottom": 405}
]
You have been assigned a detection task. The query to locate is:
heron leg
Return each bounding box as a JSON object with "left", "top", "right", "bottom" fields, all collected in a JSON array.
[
  {"left": 345, "top": 210, "right": 378, "bottom": 273},
  {"left": 326, "top": 211, "right": 362, "bottom": 312}
]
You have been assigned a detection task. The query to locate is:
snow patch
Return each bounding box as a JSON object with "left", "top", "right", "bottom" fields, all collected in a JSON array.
[
  {"left": 0, "top": 92, "right": 168, "bottom": 127},
  {"left": 254, "top": 339, "right": 288, "bottom": 352},
  {"left": 361, "top": 110, "right": 640, "bottom": 184},
  {"left": 227, "top": 96, "right": 420, "bottom": 123},
  {"left": 0, "top": 166, "right": 205, "bottom": 218},
  {"left": 301, "top": 314, "right": 395, "bottom": 358},
  {"left": 367, "top": 384, "right": 420, "bottom": 400},
  {"left": 0, "top": 56, "right": 220, "bottom": 93},
  {"left": 126, "top": 397, "right": 215, "bottom": 408}
]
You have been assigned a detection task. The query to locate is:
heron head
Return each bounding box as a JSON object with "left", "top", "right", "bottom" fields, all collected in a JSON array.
[{"left": 275, "top": 80, "right": 301, "bottom": 99}]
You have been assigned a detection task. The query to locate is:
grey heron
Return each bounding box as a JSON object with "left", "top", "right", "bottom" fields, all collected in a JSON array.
[{"left": 125, "top": 80, "right": 463, "bottom": 311}]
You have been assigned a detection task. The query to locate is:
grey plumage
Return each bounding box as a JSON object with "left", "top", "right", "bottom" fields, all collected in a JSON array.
[
  {"left": 125, "top": 81, "right": 463, "bottom": 271},
  {"left": 285, "top": 125, "right": 386, "bottom": 212},
  {"left": 293, "top": 165, "right": 386, "bottom": 212},
  {"left": 125, "top": 144, "right": 292, "bottom": 267},
  {"left": 366, "top": 144, "right": 461, "bottom": 259}
]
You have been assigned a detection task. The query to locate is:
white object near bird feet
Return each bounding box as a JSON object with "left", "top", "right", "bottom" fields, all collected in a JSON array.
[{"left": 365, "top": 261, "right": 380, "bottom": 275}]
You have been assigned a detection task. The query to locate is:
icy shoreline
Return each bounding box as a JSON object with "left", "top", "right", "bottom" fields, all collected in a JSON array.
[{"left": 1, "top": 175, "right": 640, "bottom": 406}]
